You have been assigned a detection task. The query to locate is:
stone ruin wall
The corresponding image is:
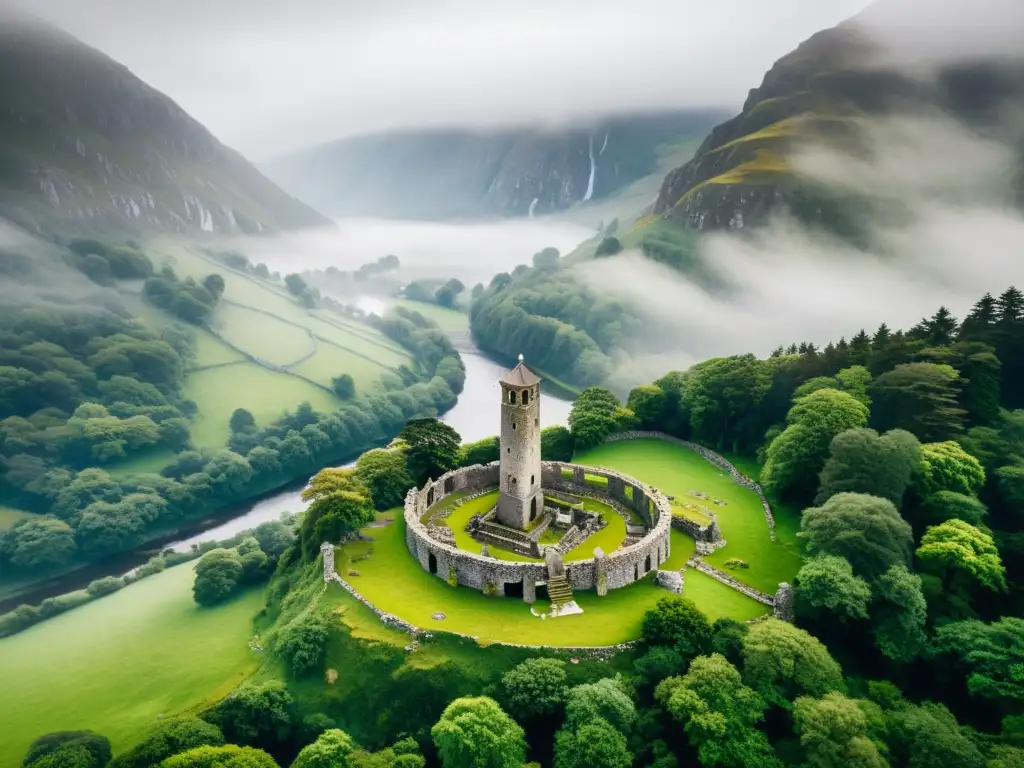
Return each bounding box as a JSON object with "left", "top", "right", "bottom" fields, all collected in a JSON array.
[{"left": 403, "top": 460, "right": 672, "bottom": 601}]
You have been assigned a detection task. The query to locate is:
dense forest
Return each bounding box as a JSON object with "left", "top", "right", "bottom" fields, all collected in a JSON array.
[
  {"left": 20, "top": 284, "right": 1022, "bottom": 768},
  {"left": 0, "top": 236, "right": 467, "bottom": 605}
]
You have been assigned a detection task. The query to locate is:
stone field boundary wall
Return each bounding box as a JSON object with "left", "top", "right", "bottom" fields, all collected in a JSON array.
[
  {"left": 403, "top": 460, "right": 673, "bottom": 601},
  {"left": 604, "top": 431, "right": 777, "bottom": 541}
]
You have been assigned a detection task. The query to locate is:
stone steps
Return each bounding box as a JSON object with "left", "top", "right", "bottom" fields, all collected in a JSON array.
[{"left": 546, "top": 574, "right": 574, "bottom": 605}]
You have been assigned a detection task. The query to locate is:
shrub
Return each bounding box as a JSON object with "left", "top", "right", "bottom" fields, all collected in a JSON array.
[
  {"left": 447, "top": 568, "right": 458, "bottom": 588},
  {"left": 275, "top": 611, "right": 331, "bottom": 677},
  {"left": 0, "top": 604, "right": 41, "bottom": 638},
  {"left": 22, "top": 730, "right": 111, "bottom": 768},
  {"left": 724, "top": 558, "right": 749, "bottom": 569},
  {"left": 87, "top": 576, "right": 126, "bottom": 597}
]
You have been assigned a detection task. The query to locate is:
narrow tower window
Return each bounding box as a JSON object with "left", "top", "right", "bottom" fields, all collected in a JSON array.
[
  {"left": 508, "top": 390, "right": 517, "bottom": 405},
  {"left": 522, "top": 389, "right": 530, "bottom": 405},
  {"left": 512, "top": 421, "right": 517, "bottom": 431}
]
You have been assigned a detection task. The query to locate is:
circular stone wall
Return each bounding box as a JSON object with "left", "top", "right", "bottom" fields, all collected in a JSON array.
[{"left": 403, "top": 461, "right": 672, "bottom": 602}]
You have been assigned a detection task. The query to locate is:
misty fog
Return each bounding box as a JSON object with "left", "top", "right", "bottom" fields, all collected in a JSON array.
[{"left": 580, "top": 110, "right": 1024, "bottom": 383}]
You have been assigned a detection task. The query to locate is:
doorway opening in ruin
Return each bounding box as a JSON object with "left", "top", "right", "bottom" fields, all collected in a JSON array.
[
  {"left": 428, "top": 553, "right": 438, "bottom": 574},
  {"left": 645, "top": 554, "right": 652, "bottom": 573},
  {"left": 427, "top": 487, "right": 434, "bottom": 506},
  {"left": 504, "top": 581, "right": 524, "bottom": 599},
  {"left": 536, "top": 582, "right": 550, "bottom": 601},
  {"left": 530, "top": 497, "right": 537, "bottom": 520},
  {"left": 444, "top": 477, "right": 454, "bottom": 494},
  {"left": 634, "top": 563, "right": 639, "bottom": 581}
]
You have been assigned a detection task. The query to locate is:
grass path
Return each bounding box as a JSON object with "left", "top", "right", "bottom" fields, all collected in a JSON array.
[
  {"left": 0, "top": 562, "right": 263, "bottom": 766},
  {"left": 576, "top": 439, "right": 803, "bottom": 593},
  {"left": 336, "top": 513, "right": 765, "bottom": 646}
]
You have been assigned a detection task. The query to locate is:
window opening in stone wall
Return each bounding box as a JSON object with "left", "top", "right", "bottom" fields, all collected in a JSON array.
[
  {"left": 504, "top": 581, "right": 524, "bottom": 599},
  {"left": 535, "top": 418, "right": 539, "bottom": 426},
  {"left": 428, "top": 553, "right": 438, "bottom": 574},
  {"left": 645, "top": 554, "right": 652, "bottom": 573},
  {"left": 427, "top": 487, "right": 434, "bottom": 506},
  {"left": 444, "top": 477, "right": 454, "bottom": 493},
  {"left": 530, "top": 474, "right": 535, "bottom": 486},
  {"left": 512, "top": 477, "right": 517, "bottom": 485},
  {"left": 508, "top": 390, "right": 517, "bottom": 404},
  {"left": 522, "top": 389, "right": 530, "bottom": 405},
  {"left": 530, "top": 497, "right": 537, "bottom": 520},
  {"left": 634, "top": 563, "right": 639, "bottom": 580},
  {"left": 512, "top": 421, "right": 517, "bottom": 430}
]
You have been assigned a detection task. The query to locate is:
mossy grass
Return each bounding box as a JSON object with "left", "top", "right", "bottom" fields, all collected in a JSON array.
[
  {"left": 0, "top": 561, "right": 263, "bottom": 766},
  {"left": 336, "top": 514, "right": 765, "bottom": 647},
  {"left": 575, "top": 439, "right": 803, "bottom": 593}
]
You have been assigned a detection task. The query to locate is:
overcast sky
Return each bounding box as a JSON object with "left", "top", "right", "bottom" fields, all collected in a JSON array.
[{"left": 14, "top": 0, "right": 876, "bottom": 160}]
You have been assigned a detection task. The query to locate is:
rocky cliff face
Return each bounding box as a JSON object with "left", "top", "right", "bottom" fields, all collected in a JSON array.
[
  {"left": 652, "top": 15, "right": 1024, "bottom": 232},
  {"left": 0, "top": 11, "right": 331, "bottom": 237},
  {"left": 262, "top": 112, "right": 723, "bottom": 220}
]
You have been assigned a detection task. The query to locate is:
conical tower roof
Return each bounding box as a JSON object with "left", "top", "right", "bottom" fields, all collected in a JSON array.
[{"left": 499, "top": 354, "right": 541, "bottom": 386}]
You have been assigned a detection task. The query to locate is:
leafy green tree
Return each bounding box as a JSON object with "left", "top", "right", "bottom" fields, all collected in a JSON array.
[
  {"left": 2, "top": 516, "right": 76, "bottom": 568},
  {"left": 354, "top": 448, "right": 415, "bottom": 510},
  {"left": 795, "top": 555, "right": 871, "bottom": 623},
  {"left": 435, "top": 285, "right": 456, "bottom": 308},
  {"left": 934, "top": 617, "right": 1024, "bottom": 709},
  {"left": 870, "top": 362, "right": 966, "bottom": 441},
  {"left": 300, "top": 469, "right": 376, "bottom": 558},
  {"left": 870, "top": 564, "right": 928, "bottom": 662},
  {"left": 109, "top": 718, "right": 223, "bottom": 768},
  {"left": 532, "top": 247, "right": 560, "bottom": 268},
  {"left": 291, "top": 729, "right": 356, "bottom": 768},
  {"left": 916, "top": 491, "right": 987, "bottom": 528},
  {"left": 500, "top": 658, "right": 568, "bottom": 721},
  {"left": 569, "top": 388, "right": 624, "bottom": 451},
  {"left": 834, "top": 366, "right": 873, "bottom": 405},
  {"left": 192, "top": 549, "right": 244, "bottom": 606},
  {"left": 540, "top": 426, "right": 574, "bottom": 461},
  {"left": 626, "top": 385, "right": 667, "bottom": 430},
  {"left": 430, "top": 697, "right": 526, "bottom": 768},
  {"left": 656, "top": 654, "right": 779, "bottom": 768},
  {"left": 553, "top": 718, "right": 632, "bottom": 768},
  {"left": 887, "top": 702, "right": 985, "bottom": 768},
  {"left": 995, "top": 464, "right": 1024, "bottom": 523},
  {"left": 22, "top": 731, "right": 111, "bottom": 768},
  {"left": 915, "top": 441, "right": 986, "bottom": 497},
  {"left": 399, "top": 419, "right": 462, "bottom": 486},
  {"left": 799, "top": 493, "right": 914, "bottom": 580},
  {"left": 633, "top": 646, "right": 686, "bottom": 694},
  {"left": 762, "top": 389, "right": 870, "bottom": 502},
  {"left": 275, "top": 611, "right": 330, "bottom": 677},
  {"left": 160, "top": 744, "right": 279, "bottom": 767},
  {"left": 815, "top": 428, "right": 921, "bottom": 507},
  {"left": 793, "top": 692, "right": 887, "bottom": 768},
  {"left": 595, "top": 236, "right": 622, "bottom": 257},
  {"left": 331, "top": 374, "right": 356, "bottom": 399},
  {"left": 742, "top": 619, "right": 845, "bottom": 708},
  {"left": 203, "top": 273, "right": 226, "bottom": 300},
  {"left": 564, "top": 678, "right": 636, "bottom": 733},
  {"left": 204, "top": 680, "right": 293, "bottom": 750},
  {"left": 460, "top": 436, "right": 499, "bottom": 466},
  {"left": 641, "top": 596, "right": 712, "bottom": 658},
  {"left": 917, "top": 519, "right": 1006, "bottom": 593},
  {"left": 682, "top": 355, "right": 772, "bottom": 452},
  {"left": 710, "top": 617, "right": 749, "bottom": 668}
]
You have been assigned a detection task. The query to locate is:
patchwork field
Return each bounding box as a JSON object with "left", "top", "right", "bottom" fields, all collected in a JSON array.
[
  {"left": 335, "top": 511, "right": 767, "bottom": 647},
  {"left": 393, "top": 299, "right": 470, "bottom": 333},
  {"left": 575, "top": 439, "right": 803, "bottom": 593},
  {"left": 184, "top": 364, "right": 340, "bottom": 450},
  {"left": 0, "top": 562, "right": 263, "bottom": 767}
]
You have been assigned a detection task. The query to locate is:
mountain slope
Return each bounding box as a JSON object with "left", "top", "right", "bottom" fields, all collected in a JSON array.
[
  {"left": 651, "top": 6, "right": 1024, "bottom": 232},
  {"left": 263, "top": 111, "right": 725, "bottom": 220},
  {"left": 0, "top": 10, "right": 331, "bottom": 237}
]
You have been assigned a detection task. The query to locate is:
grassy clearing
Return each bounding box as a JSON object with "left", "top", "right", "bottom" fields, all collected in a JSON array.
[
  {"left": 336, "top": 512, "right": 765, "bottom": 646},
  {"left": 0, "top": 562, "right": 262, "bottom": 766},
  {"left": 193, "top": 328, "right": 246, "bottom": 367},
  {"left": 106, "top": 448, "right": 179, "bottom": 478},
  {"left": 563, "top": 497, "right": 626, "bottom": 562},
  {"left": 290, "top": 343, "right": 391, "bottom": 391},
  {"left": 212, "top": 303, "right": 314, "bottom": 367},
  {"left": 575, "top": 439, "right": 803, "bottom": 593},
  {"left": 392, "top": 300, "right": 470, "bottom": 333},
  {"left": 0, "top": 505, "right": 33, "bottom": 531},
  {"left": 184, "top": 364, "right": 339, "bottom": 450}
]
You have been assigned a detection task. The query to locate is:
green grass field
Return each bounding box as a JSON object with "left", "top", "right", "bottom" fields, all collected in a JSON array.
[
  {"left": 431, "top": 491, "right": 627, "bottom": 563},
  {"left": 193, "top": 328, "right": 247, "bottom": 367},
  {"left": 290, "top": 343, "right": 392, "bottom": 391},
  {"left": 213, "top": 303, "right": 315, "bottom": 367},
  {"left": 392, "top": 300, "right": 469, "bottom": 333},
  {"left": 0, "top": 505, "right": 33, "bottom": 531},
  {"left": 576, "top": 439, "right": 803, "bottom": 593},
  {"left": 335, "top": 513, "right": 766, "bottom": 646},
  {"left": 106, "top": 448, "right": 180, "bottom": 479},
  {"left": 0, "top": 562, "right": 263, "bottom": 766},
  {"left": 184, "top": 364, "right": 340, "bottom": 450}
]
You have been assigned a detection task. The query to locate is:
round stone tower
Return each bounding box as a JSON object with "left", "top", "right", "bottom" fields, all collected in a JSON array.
[{"left": 496, "top": 354, "right": 543, "bottom": 530}]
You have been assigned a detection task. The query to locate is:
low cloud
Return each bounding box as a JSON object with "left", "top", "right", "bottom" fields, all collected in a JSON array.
[{"left": 579, "top": 111, "right": 1024, "bottom": 383}]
